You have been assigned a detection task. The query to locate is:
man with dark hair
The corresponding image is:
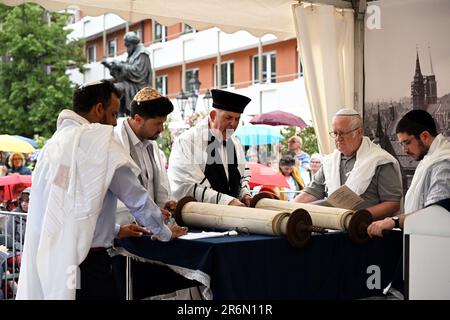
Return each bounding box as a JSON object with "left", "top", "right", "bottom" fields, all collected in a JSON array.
[
  {"left": 115, "top": 87, "right": 175, "bottom": 222},
  {"left": 168, "top": 89, "right": 252, "bottom": 206},
  {"left": 17, "top": 80, "right": 186, "bottom": 300},
  {"left": 72, "top": 79, "right": 121, "bottom": 115},
  {"left": 368, "top": 109, "right": 450, "bottom": 236},
  {"left": 102, "top": 31, "right": 152, "bottom": 116}
]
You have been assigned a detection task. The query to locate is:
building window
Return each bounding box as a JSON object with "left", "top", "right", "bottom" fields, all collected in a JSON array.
[
  {"left": 66, "top": 13, "right": 76, "bottom": 25},
  {"left": 135, "top": 29, "right": 142, "bottom": 42},
  {"left": 107, "top": 39, "right": 117, "bottom": 57},
  {"left": 183, "top": 24, "right": 196, "bottom": 34},
  {"left": 185, "top": 69, "right": 199, "bottom": 93},
  {"left": 87, "top": 45, "right": 96, "bottom": 63},
  {"left": 214, "top": 61, "right": 235, "bottom": 88},
  {"left": 82, "top": 20, "right": 90, "bottom": 36},
  {"left": 252, "top": 52, "right": 276, "bottom": 84},
  {"left": 154, "top": 22, "right": 167, "bottom": 43},
  {"left": 156, "top": 75, "right": 168, "bottom": 96}
]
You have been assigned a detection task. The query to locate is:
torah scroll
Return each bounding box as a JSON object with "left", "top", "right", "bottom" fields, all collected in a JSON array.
[
  {"left": 174, "top": 197, "right": 316, "bottom": 247},
  {"left": 250, "top": 193, "right": 373, "bottom": 244}
]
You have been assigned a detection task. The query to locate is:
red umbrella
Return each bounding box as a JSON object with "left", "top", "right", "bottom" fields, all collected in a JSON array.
[
  {"left": 0, "top": 175, "right": 32, "bottom": 201},
  {"left": 248, "top": 162, "right": 289, "bottom": 188},
  {"left": 250, "top": 110, "right": 307, "bottom": 129},
  {"left": 0, "top": 175, "right": 32, "bottom": 187}
]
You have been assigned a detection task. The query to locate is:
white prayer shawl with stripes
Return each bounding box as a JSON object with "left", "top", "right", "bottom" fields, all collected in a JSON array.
[{"left": 168, "top": 120, "right": 250, "bottom": 205}]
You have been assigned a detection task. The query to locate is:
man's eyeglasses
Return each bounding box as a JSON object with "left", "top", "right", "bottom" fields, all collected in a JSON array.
[{"left": 329, "top": 127, "right": 359, "bottom": 138}]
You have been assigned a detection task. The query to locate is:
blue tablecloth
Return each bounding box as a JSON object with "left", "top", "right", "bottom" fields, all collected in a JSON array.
[{"left": 114, "top": 230, "right": 402, "bottom": 299}]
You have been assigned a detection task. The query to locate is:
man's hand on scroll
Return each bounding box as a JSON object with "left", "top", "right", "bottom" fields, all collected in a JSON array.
[
  {"left": 228, "top": 199, "right": 246, "bottom": 207},
  {"left": 367, "top": 218, "right": 395, "bottom": 238},
  {"left": 164, "top": 200, "right": 177, "bottom": 213},
  {"left": 160, "top": 208, "right": 171, "bottom": 220},
  {"left": 117, "top": 224, "right": 150, "bottom": 239},
  {"left": 169, "top": 224, "right": 188, "bottom": 240},
  {"left": 241, "top": 194, "right": 252, "bottom": 207},
  {"left": 150, "top": 224, "right": 188, "bottom": 241}
]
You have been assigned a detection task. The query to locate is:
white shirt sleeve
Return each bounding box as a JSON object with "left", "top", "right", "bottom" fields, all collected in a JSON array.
[
  {"left": 109, "top": 165, "right": 172, "bottom": 241},
  {"left": 424, "top": 161, "right": 450, "bottom": 207}
]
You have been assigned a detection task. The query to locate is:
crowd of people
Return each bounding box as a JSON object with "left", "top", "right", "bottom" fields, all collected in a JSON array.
[
  {"left": 0, "top": 178, "right": 31, "bottom": 299},
  {"left": 0, "top": 151, "right": 33, "bottom": 247},
  {"left": 0, "top": 78, "right": 448, "bottom": 300}
]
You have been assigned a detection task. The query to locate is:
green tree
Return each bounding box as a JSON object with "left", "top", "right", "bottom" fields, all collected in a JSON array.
[
  {"left": 0, "top": 3, "right": 85, "bottom": 138},
  {"left": 280, "top": 125, "right": 319, "bottom": 155},
  {"left": 157, "top": 111, "right": 209, "bottom": 159}
]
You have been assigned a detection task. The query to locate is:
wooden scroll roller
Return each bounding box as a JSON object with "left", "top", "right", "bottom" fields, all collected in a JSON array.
[
  {"left": 174, "top": 196, "right": 317, "bottom": 247},
  {"left": 250, "top": 192, "right": 373, "bottom": 244}
]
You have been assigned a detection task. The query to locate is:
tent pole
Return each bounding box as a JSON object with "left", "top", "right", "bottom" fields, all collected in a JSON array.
[
  {"left": 258, "top": 38, "right": 263, "bottom": 114},
  {"left": 217, "top": 29, "right": 222, "bottom": 89},
  {"left": 353, "top": 0, "right": 366, "bottom": 116}
]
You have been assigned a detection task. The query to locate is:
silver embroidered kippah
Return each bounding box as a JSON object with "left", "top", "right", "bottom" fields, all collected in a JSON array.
[{"left": 335, "top": 108, "right": 360, "bottom": 116}]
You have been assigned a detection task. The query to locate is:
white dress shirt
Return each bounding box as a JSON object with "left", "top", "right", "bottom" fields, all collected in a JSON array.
[{"left": 123, "top": 119, "right": 155, "bottom": 200}]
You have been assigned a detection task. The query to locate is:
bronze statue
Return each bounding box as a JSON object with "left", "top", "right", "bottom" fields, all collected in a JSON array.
[{"left": 102, "top": 31, "right": 152, "bottom": 115}]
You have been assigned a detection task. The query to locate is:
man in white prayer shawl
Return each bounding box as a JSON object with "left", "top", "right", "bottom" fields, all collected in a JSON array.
[
  {"left": 168, "top": 89, "right": 252, "bottom": 206},
  {"left": 368, "top": 109, "right": 450, "bottom": 237},
  {"left": 294, "top": 108, "right": 402, "bottom": 220},
  {"left": 16, "top": 80, "right": 186, "bottom": 300}
]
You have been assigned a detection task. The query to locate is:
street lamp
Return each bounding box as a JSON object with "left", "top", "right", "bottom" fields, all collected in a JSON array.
[
  {"left": 187, "top": 75, "right": 201, "bottom": 113},
  {"left": 176, "top": 90, "right": 188, "bottom": 119},
  {"left": 203, "top": 88, "right": 212, "bottom": 112}
]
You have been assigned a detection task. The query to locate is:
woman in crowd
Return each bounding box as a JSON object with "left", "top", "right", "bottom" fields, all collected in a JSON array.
[
  {"left": 278, "top": 154, "right": 305, "bottom": 201},
  {"left": 309, "top": 153, "right": 322, "bottom": 180},
  {"left": 7, "top": 153, "right": 32, "bottom": 175}
]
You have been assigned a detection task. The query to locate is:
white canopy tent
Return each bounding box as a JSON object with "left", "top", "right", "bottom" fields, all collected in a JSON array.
[
  {"left": 3, "top": 0, "right": 298, "bottom": 39},
  {"left": 1, "top": 0, "right": 368, "bottom": 154}
]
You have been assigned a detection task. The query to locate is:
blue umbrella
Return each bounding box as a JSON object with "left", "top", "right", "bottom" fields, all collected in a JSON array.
[
  {"left": 30, "top": 149, "right": 41, "bottom": 161},
  {"left": 14, "top": 135, "right": 38, "bottom": 148},
  {"left": 234, "top": 124, "right": 283, "bottom": 146}
]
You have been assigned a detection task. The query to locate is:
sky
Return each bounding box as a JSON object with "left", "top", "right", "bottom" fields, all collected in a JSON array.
[{"left": 365, "top": 0, "right": 450, "bottom": 102}]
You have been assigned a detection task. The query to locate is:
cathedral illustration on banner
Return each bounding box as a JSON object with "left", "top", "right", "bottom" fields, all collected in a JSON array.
[{"left": 364, "top": 46, "right": 450, "bottom": 191}]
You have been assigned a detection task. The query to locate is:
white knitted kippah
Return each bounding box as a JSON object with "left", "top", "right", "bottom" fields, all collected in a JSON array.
[
  {"left": 335, "top": 108, "right": 360, "bottom": 116},
  {"left": 79, "top": 80, "right": 103, "bottom": 89}
]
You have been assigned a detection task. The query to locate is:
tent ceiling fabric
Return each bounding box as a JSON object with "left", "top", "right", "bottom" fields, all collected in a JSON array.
[{"left": 2, "top": 0, "right": 297, "bottom": 39}]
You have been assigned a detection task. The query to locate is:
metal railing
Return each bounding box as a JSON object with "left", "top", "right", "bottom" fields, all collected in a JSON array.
[{"left": 0, "top": 210, "right": 27, "bottom": 300}]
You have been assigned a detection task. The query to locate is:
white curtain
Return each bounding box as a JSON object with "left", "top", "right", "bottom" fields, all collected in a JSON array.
[{"left": 293, "top": 2, "right": 354, "bottom": 155}]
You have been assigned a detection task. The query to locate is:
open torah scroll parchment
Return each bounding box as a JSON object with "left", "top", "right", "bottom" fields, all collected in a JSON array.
[{"left": 318, "top": 185, "right": 364, "bottom": 210}]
